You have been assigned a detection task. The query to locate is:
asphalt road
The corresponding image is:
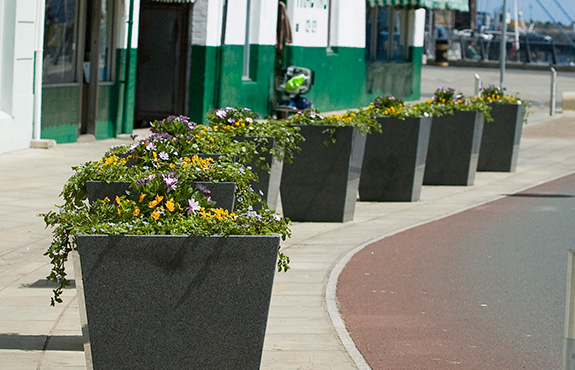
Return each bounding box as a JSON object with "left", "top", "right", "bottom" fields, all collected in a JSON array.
[{"left": 338, "top": 173, "right": 575, "bottom": 369}]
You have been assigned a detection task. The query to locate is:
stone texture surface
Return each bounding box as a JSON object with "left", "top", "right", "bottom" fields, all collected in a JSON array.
[
  {"left": 424, "top": 110, "right": 484, "bottom": 186},
  {"left": 75, "top": 235, "right": 280, "bottom": 370},
  {"left": 359, "top": 116, "right": 431, "bottom": 202},
  {"left": 280, "top": 126, "right": 366, "bottom": 222},
  {"left": 478, "top": 103, "right": 525, "bottom": 172},
  {"left": 191, "top": 181, "right": 236, "bottom": 211}
]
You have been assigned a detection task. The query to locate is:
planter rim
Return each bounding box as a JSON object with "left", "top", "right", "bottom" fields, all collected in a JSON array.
[{"left": 76, "top": 234, "right": 281, "bottom": 239}]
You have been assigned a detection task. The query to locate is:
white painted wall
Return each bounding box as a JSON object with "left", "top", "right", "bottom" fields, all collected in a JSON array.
[
  {"left": 117, "top": 0, "right": 141, "bottom": 49},
  {"left": 0, "top": 0, "right": 38, "bottom": 154},
  {"left": 330, "top": 0, "right": 365, "bottom": 48}
]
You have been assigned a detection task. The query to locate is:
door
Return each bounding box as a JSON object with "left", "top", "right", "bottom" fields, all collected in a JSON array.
[{"left": 135, "top": 2, "right": 191, "bottom": 126}]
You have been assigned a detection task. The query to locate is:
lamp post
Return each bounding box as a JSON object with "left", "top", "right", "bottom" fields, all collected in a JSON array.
[{"left": 499, "top": 0, "right": 508, "bottom": 87}]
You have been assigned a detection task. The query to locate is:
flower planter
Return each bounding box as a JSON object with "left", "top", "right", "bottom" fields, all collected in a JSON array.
[
  {"left": 234, "top": 136, "right": 283, "bottom": 210},
  {"left": 86, "top": 181, "right": 132, "bottom": 203},
  {"left": 190, "top": 182, "right": 236, "bottom": 212},
  {"left": 280, "top": 125, "right": 366, "bottom": 222},
  {"left": 359, "top": 116, "right": 432, "bottom": 202},
  {"left": 477, "top": 103, "right": 526, "bottom": 172},
  {"left": 423, "top": 110, "right": 484, "bottom": 186},
  {"left": 73, "top": 234, "right": 280, "bottom": 370}
]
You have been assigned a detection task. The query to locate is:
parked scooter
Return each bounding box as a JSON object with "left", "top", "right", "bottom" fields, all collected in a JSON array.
[{"left": 275, "top": 66, "right": 315, "bottom": 118}]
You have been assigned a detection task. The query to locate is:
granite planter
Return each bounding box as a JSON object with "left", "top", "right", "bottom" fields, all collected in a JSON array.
[
  {"left": 477, "top": 103, "right": 526, "bottom": 172},
  {"left": 73, "top": 234, "right": 280, "bottom": 370},
  {"left": 359, "top": 116, "right": 432, "bottom": 202},
  {"left": 86, "top": 181, "right": 132, "bottom": 203},
  {"left": 234, "top": 136, "right": 283, "bottom": 210},
  {"left": 87, "top": 181, "right": 236, "bottom": 212},
  {"left": 190, "top": 181, "right": 236, "bottom": 212},
  {"left": 423, "top": 110, "right": 484, "bottom": 186},
  {"left": 280, "top": 125, "right": 366, "bottom": 222}
]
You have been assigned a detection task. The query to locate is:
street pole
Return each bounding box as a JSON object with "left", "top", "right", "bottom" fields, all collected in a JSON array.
[
  {"left": 500, "top": 0, "right": 508, "bottom": 87},
  {"left": 474, "top": 73, "right": 482, "bottom": 96},
  {"left": 550, "top": 67, "right": 557, "bottom": 116},
  {"left": 563, "top": 249, "right": 575, "bottom": 369}
]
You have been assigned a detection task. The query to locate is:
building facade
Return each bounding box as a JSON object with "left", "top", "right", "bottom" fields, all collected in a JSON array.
[{"left": 1, "top": 0, "right": 443, "bottom": 154}]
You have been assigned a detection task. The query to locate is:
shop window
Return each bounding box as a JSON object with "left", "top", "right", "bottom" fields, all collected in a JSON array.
[
  {"left": 97, "top": 0, "right": 114, "bottom": 82},
  {"left": 366, "top": 6, "right": 408, "bottom": 62},
  {"left": 43, "top": 0, "right": 78, "bottom": 84}
]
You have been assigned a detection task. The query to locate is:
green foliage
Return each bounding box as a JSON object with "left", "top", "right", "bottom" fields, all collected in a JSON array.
[
  {"left": 205, "top": 107, "right": 305, "bottom": 164},
  {"left": 40, "top": 114, "right": 293, "bottom": 306},
  {"left": 414, "top": 87, "right": 493, "bottom": 121},
  {"left": 479, "top": 85, "right": 531, "bottom": 123}
]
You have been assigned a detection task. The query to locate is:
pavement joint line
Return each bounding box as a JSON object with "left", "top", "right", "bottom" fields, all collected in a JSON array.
[{"left": 325, "top": 167, "right": 575, "bottom": 369}]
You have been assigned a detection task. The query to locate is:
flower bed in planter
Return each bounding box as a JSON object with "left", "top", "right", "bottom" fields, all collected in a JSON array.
[
  {"left": 476, "top": 86, "right": 528, "bottom": 172},
  {"left": 40, "top": 113, "right": 292, "bottom": 370},
  {"left": 276, "top": 109, "right": 376, "bottom": 222},
  {"left": 416, "top": 87, "right": 490, "bottom": 186}
]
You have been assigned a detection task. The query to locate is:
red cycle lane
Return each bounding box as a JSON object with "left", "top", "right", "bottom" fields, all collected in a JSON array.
[{"left": 338, "top": 173, "right": 575, "bottom": 370}]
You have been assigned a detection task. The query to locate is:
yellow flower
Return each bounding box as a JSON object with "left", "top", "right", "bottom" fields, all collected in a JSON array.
[
  {"left": 151, "top": 211, "right": 160, "bottom": 220},
  {"left": 166, "top": 198, "right": 175, "bottom": 212},
  {"left": 133, "top": 208, "right": 140, "bottom": 216},
  {"left": 115, "top": 196, "right": 122, "bottom": 205},
  {"left": 103, "top": 197, "right": 110, "bottom": 203},
  {"left": 117, "top": 209, "right": 121, "bottom": 216},
  {"left": 139, "top": 193, "right": 147, "bottom": 203},
  {"left": 148, "top": 195, "right": 164, "bottom": 208}
]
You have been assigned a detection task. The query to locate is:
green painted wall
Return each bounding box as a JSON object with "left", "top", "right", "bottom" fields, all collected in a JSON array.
[
  {"left": 189, "top": 44, "right": 275, "bottom": 122},
  {"left": 286, "top": 45, "right": 422, "bottom": 111},
  {"left": 219, "top": 44, "right": 276, "bottom": 115},
  {"left": 41, "top": 85, "right": 80, "bottom": 143},
  {"left": 115, "top": 48, "right": 138, "bottom": 135},
  {"left": 189, "top": 45, "right": 218, "bottom": 123},
  {"left": 41, "top": 48, "right": 135, "bottom": 143}
]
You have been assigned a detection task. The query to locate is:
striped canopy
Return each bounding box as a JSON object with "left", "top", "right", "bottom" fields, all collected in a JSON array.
[
  {"left": 367, "top": 0, "right": 469, "bottom": 11},
  {"left": 149, "top": 0, "right": 196, "bottom": 2}
]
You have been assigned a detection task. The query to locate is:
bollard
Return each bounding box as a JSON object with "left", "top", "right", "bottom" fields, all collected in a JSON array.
[
  {"left": 474, "top": 74, "right": 482, "bottom": 96},
  {"left": 563, "top": 249, "right": 575, "bottom": 370},
  {"left": 551, "top": 67, "right": 558, "bottom": 116}
]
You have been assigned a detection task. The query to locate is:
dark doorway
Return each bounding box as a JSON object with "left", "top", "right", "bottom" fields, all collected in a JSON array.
[{"left": 134, "top": 1, "right": 192, "bottom": 127}]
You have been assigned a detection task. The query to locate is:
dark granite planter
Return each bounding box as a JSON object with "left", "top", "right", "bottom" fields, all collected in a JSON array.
[
  {"left": 191, "top": 182, "right": 236, "bottom": 212},
  {"left": 73, "top": 234, "right": 280, "bottom": 370},
  {"left": 87, "top": 181, "right": 236, "bottom": 212},
  {"left": 86, "top": 181, "right": 132, "bottom": 203},
  {"left": 280, "top": 125, "right": 366, "bottom": 222},
  {"left": 423, "top": 110, "right": 484, "bottom": 186},
  {"left": 234, "top": 136, "right": 283, "bottom": 210},
  {"left": 477, "top": 103, "right": 526, "bottom": 172},
  {"left": 359, "top": 116, "right": 432, "bottom": 202}
]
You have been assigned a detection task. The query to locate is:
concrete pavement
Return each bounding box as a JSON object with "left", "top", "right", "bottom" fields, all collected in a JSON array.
[{"left": 1, "top": 66, "right": 575, "bottom": 369}]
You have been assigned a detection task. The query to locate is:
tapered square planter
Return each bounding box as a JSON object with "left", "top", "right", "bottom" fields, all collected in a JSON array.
[
  {"left": 477, "top": 103, "right": 526, "bottom": 172},
  {"left": 73, "top": 234, "right": 280, "bottom": 370},
  {"left": 423, "top": 110, "right": 484, "bottom": 186},
  {"left": 359, "top": 116, "right": 432, "bottom": 202},
  {"left": 280, "top": 125, "right": 366, "bottom": 222},
  {"left": 235, "top": 137, "right": 283, "bottom": 210}
]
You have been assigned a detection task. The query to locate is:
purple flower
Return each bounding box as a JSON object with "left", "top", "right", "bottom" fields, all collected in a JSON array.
[
  {"left": 246, "top": 117, "right": 253, "bottom": 123},
  {"left": 195, "top": 183, "right": 211, "bottom": 194},
  {"left": 215, "top": 109, "right": 227, "bottom": 119},
  {"left": 129, "top": 134, "right": 138, "bottom": 140},
  {"left": 146, "top": 142, "right": 156, "bottom": 151},
  {"left": 227, "top": 118, "right": 236, "bottom": 124},
  {"left": 136, "top": 174, "right": 156, "bottom": 187},
  {"left": 159, "top": 151, "right": 169, "bottom": 160},
  {"left": 162, "top": 173, "right": 178, "bottom": 192},
  {"left": 186, "top": 199, "right": 201, "bottom": 215},
  {"left": 187, "top": 121, "right": 197, "bottom": 130}
]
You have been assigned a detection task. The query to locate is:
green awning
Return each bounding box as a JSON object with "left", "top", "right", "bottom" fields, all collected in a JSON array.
[
  {"left": 367, "top": 0, "right": 469, "bottom": 11},
  {"left": 149, "top": 0, "right": 196, "bottom": 2}
]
